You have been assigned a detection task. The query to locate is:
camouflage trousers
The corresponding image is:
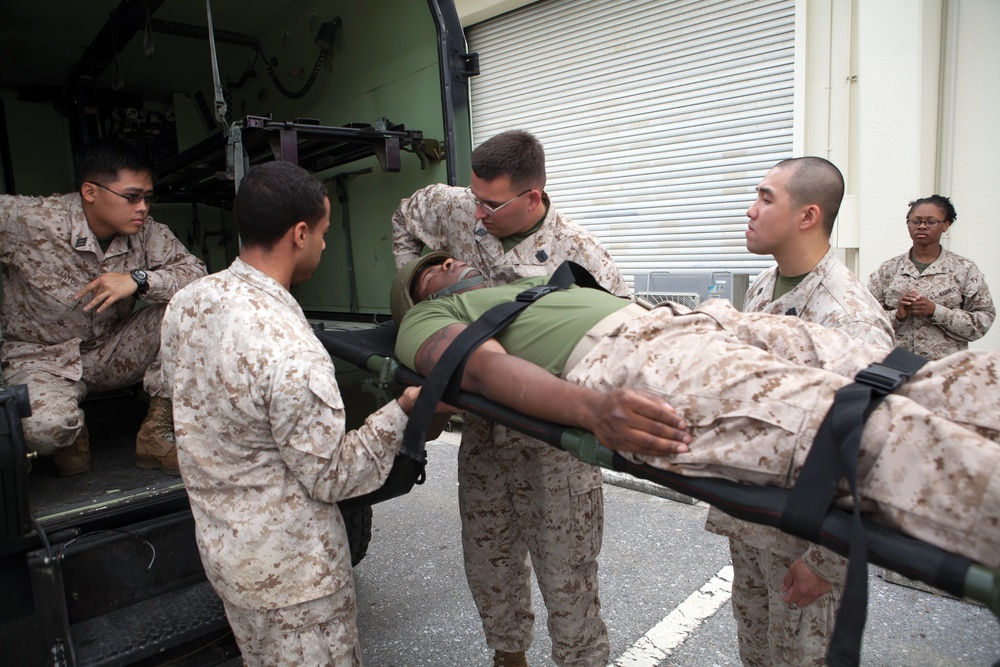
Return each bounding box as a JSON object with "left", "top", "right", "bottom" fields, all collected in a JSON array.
[
  {"left": 458, "top": 414, "right": 609, "bottom": 667},
  {"left": 729, "top": 540, "right": 841, "bottom": 667},
  {"left": 566, "top": 301, "right": 1000, "bottom": 568},
  {"left": 4, "top": 304, "right": 166, "bottom": 455},
  {"left": 222, "top": 584, "right": 361, "bottom": 667}
]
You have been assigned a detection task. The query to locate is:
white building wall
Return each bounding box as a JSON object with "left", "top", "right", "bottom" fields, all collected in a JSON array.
[
  {"left": 939, "top": 0, "right": 999, "bottom": 352},
  {"left": 455, "top": 0, "right": 536, "bottom": 26},
  {"left": 795, "top": 0, "right": 860, "bottom": 254},
  {"left": 858, "top": 0, "right": 999, "bottom": 351},
  {"left": 457, "top": 0, "right": 1000, "bottom": 350}
]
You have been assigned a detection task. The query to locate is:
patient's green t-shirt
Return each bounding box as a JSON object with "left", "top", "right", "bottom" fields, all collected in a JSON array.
[{"left": 395, "top": 276, "right": 630, "bottom": 376}]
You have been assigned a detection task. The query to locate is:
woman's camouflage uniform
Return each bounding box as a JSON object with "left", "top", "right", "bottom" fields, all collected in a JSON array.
[{"left": 868, "top": 248, "right": 994, "bottom": 360}]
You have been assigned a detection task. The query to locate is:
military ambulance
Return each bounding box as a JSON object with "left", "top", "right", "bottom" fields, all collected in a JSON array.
[{"left": 0, "top": 1, "right": 475, "bottom": 663}]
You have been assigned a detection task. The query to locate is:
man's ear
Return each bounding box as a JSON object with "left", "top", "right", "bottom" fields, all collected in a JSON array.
[
  {"left": 80, "top": 182, "right": 98, "bottom": 204},
  {"left": 525, "top": 188, "right": 543, "bottom": 211},
  {"left": 799, "top": 203, "right": 822, "bottom": 232},
  {"left": 291, "top": 221, "right": 309, "bottom": 249}
]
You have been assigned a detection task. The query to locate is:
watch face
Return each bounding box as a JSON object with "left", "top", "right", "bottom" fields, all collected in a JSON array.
[{"left": 132, "top": 270, "right": 149, "bottom": 294}]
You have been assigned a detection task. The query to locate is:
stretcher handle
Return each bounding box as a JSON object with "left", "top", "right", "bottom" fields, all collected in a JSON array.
[{"left": 611, "top": 457, "right": 1000, "bottom": 617}]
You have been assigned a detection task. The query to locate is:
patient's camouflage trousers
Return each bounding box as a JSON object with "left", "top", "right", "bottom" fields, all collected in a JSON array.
[{"left": 566, "top": 299, "right": 1000, "bottom": 568}]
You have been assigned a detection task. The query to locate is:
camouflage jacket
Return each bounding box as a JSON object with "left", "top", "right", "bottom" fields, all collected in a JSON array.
[
  {"left": 161, "top": 258, "right": 407, "bottom": 610},
  {"left": 392, "top": 183, "right": 630, "bottom": 296},
  {"left": 706, "top": 247, "right": 894, "bottom": 581},
  {"left": 0, "top": 193, "right": 205, "bottom": 379},
  {"left": 868, "top": 248, "right": 995, "bottom": 360}
]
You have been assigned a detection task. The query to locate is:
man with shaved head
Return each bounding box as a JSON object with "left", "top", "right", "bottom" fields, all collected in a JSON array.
[{"left": 706, "top": 157, "right": 894, "bottom": 667}]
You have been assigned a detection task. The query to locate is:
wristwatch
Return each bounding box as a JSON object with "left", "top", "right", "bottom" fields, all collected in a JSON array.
[{"left": 131, "top": 269, "right": 149, "bottom": 297}]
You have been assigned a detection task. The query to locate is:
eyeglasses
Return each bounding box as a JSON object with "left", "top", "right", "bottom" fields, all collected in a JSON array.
[
  {"left": 465, "top": 186, "right": 530, "bottom": 215},
  {"left": 906, "top": 218, "right": 947, "bottom": 228},
  {"left": 90, "top": 182, "right": 158, "bottom": 205}
]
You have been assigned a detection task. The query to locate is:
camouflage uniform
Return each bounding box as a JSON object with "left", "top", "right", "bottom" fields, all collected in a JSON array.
[
  {"left": 0, "top": 193, "right": 205, "bottom": 455},
  {"left": 393, "top": 183, "right": 628, "bottom": 666},
  {"left": 160, "top": 258, "right": 408, "bottom": 666},
  {"left": 705, "top": 248, "right": 894, "bottom": 667},
  {"left": 868, "top": 248, "right": 995, "bottom": 360},
  {"left": 564, "top": 298, "right": 1000, "bottom": 570}
]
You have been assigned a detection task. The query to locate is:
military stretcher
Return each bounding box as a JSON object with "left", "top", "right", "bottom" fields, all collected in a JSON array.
[{"left": 314, "top": 321, "right": 999, "bottom": 667}]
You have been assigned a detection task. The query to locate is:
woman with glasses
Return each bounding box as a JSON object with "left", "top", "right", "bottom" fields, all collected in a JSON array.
[{"left": 868, "top": 194, "right": 995, "bottom": 359}]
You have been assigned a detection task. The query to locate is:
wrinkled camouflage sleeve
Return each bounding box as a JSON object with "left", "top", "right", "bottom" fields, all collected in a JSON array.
[
  {"left": 0, "top": 196, "right": 10, "bottom": 354},
  {"left": 0, "top": 195, "right": 18, "bottom": 258},
  {"left": 267, "top": 350, "right": 405, "bottom": 502},
  {"left": 866, "top": 264, "right": 892, "bottom": 313},
  {"left": 869, "top": 262, "right": 913, "bottom": 337},
  {"left": 928, "top": 265, "right": 995, "bottom": 342},
  {"left": 573, "top": 238, "right": 629, "bottom": 298},
  {"left": 141, "top": 220, "right": 207, "bottom": 303},
  {"left": 800, "top": 544, "right": 847, "bottom": 582},
  {"left": 391, "top": 184, "right": 472, "bottom": 269}
]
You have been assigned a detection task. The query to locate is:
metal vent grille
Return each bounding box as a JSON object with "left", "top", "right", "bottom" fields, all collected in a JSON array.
[
  {"left": 637, "top": 292, "right": 701, "bottom": 309},
  {"left": 467, "top": 0, "right": 794, "bottom": 274}
]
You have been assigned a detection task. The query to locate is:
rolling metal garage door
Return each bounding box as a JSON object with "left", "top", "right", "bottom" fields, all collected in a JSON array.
[{"left": 466, "top": 0, "right": 794, "bottom": 276}]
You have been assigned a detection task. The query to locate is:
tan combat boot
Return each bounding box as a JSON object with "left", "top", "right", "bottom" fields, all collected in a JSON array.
[
  {"left": 492, "top": 651, "right": 529, "bottom": 667},
  {"left": 53, "top": 426, "right": 91, "bottom": 477},
  {"left": 135, "top": 397, "right": 180, "bottom": 475}
]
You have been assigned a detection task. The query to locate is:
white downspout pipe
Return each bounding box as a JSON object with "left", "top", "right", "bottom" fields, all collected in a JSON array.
[{"left": 937, "top": 0, "right": 959, "bottom": 252}]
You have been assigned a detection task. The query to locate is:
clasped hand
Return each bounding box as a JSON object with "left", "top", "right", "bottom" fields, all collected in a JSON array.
[{"left": 896, "top": 288, "right": 936, "bottom": 319}]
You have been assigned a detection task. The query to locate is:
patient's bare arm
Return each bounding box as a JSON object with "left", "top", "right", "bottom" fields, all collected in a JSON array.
[{"left": 414, "top": 324, "right": 691, "bottom": 455}]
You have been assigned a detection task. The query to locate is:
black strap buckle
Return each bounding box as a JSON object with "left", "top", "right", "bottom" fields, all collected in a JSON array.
[
  {"left": 854, "top": 363, "right": 911, "bottom": 396},
  {"left": 516, "top": 284, "right": 564, "bottom": 303}
]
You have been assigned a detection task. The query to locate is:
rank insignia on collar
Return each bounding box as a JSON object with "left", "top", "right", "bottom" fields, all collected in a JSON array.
[
  {"left": 75, "top": 237, "right": 87, "bottom": 247},
  {"left": 535, "top": 250, "right": 548, "bottom": 262}
]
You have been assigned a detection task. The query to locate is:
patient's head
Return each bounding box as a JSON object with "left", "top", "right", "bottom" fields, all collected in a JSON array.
[{"left": 390, "top": 252, "right": 486, "bottom": 323}]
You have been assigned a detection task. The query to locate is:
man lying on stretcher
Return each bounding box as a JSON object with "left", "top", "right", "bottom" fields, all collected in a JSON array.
[{"left": 391, "top": 252, "right": 1000, "bottom": 568}]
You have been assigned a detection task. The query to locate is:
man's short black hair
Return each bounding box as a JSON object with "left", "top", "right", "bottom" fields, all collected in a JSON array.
[
  {"left": 471, "top": 129, "right": 546, "bottom": 191},
  {"left": 773, "top": 156, "right": 845, "bottom": 236},
  {"left": 74, "top": 139, "right": 155, "bottom": 187},
  {"left": 234, "top": 161, "right": 328, "bottom": 250}
]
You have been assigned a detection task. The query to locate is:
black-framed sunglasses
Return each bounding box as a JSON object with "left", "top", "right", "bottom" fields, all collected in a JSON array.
[
  {"left": 90, "top": 181, "right": 159, "bottom": 205},
  {"left": 905, "top": 218, "right": 948, "bottom": 228}
]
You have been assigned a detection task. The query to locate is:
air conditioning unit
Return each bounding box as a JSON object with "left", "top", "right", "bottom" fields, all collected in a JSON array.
[{"left": 632, "top": 271, "right": 751, "bottom": 311}]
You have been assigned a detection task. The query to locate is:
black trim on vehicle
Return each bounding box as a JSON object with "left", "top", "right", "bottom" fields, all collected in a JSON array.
[{"left": 428, "top": 0, "right": 477, "bottom": 186}]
